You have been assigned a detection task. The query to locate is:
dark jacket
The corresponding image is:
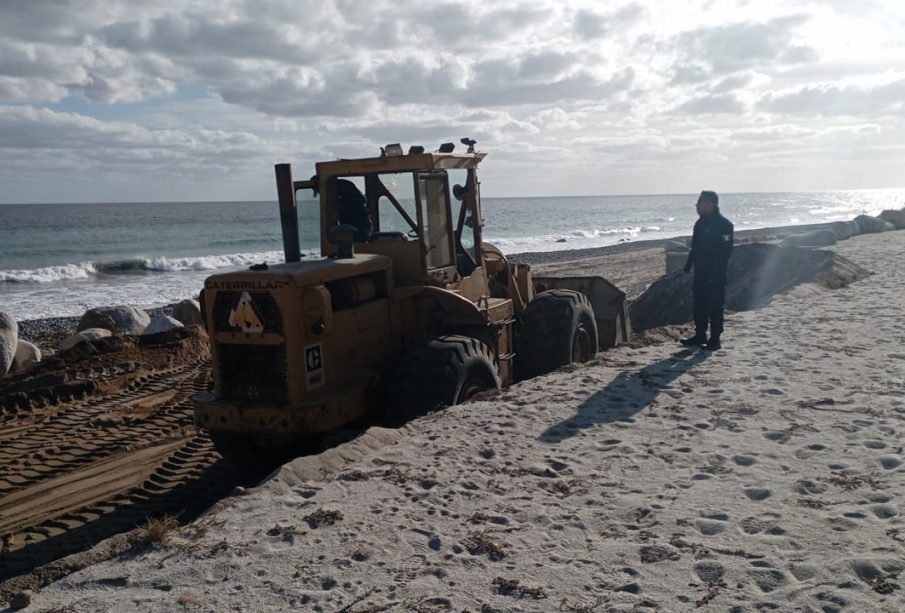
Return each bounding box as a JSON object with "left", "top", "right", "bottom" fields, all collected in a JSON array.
[{"left": 684, "top": 210, "right": 734, "bottom": 279}]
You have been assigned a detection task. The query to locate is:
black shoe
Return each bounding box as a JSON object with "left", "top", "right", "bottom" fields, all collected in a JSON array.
[
  {"left": 703, "top": 337, "right": 721, "bottom": 351},
  {"left": 681, "top": 335, "right": 707, "bottom": 347}
]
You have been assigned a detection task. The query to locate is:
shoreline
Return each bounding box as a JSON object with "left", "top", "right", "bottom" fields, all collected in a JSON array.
[{"left": 4, "top": 220, "right": 858, "bottom": 336}]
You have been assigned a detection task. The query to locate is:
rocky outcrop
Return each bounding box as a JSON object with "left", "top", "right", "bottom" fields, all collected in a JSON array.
[
  {"left": 172, "top": 299, "right": 204, "bottom": 327},
  {"left": 59, "top": 328, "right": 113, "bottom": 352},
  {"left": 77, "top": 306, "right": 150, "bottom": 336},
  {"left": 828, "top": 220, "right": 860, "bottom": 241},
  {"left": 782, "top": 229, "right": 837, "bottom": 248},
  {"left": 854, "top": 214, "right": 894, "bottom": 234},
  {"left": 0, "top": 311, "right": 18, "bottom": 377},
  {"left": 11, "top": 340, "right": 42, "bottom": 373},
  {"left": 878, "top": 209, "right": 905, "bottom": 230},
  {"left": 631, "top": 243, "right": 871, "bottom": 331}
]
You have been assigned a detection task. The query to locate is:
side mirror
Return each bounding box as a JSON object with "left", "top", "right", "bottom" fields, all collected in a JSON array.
[{"left": 452, "top": 184, "right": 467, "bottom": 201}]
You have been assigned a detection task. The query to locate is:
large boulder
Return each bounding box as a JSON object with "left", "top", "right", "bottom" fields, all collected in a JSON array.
[
  {"left": 782, "top": 229, "right": 837, "bottom": 248},
  {"left": 878, "top": 209, "right": 905, "bottom": 230},
  {"left": 172, "top": 298, "right": 204, "bottom": 327},
  {"left": 77, "top": 306, "right": 150, "bottom": 336},
  {"left": 11, "top": 340, "right": 42, "bottom": 373},
  {"left": 631, "top": 243, "right": 871, "bottom": 331},
  {"left": 140, "top": 315, "right": 188, "bottom": 346},
  {"left": 828, "top": 220, "right": 860, "bottom": 241},
  {"left": 854, "top": 214, "right": 895, "bottom": 234},
  {"left": 143, "top": 315, "right": 184, "bottom": 336},
  {"left": 59, "top": 327, "right": 113, "bottom": 352},
  {"left": 0, "top": 311, "right": 18, "bottom": 376}
]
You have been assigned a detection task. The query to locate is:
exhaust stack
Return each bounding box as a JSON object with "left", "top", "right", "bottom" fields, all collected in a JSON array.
[{"left": 274, "top": 163, "right": 301, "bottom": 263}]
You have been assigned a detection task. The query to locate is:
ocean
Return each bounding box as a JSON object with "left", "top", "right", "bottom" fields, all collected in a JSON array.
[{"left": 2, "top": 189, "right": 903, "bottom": 321}]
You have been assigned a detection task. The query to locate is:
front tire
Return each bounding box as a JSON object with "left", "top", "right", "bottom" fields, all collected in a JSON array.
[
  {"left": 386, "top": 335, "right": 501, "bottom": 422},
  {"left": 516, "top": 290, "right": 598, "bottom": 380}
]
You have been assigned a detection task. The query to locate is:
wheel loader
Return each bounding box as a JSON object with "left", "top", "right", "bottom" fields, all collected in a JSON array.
[{"left": 194, "top": 141, "right": 631, "bottom": 457}]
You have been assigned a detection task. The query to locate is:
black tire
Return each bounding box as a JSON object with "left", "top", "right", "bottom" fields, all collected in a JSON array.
[
  {"left": 516, "top": 290, "right": 598, "bottom": 380},
  {"left": 386, "top": 335, "right": 501, "bottom": 422}
]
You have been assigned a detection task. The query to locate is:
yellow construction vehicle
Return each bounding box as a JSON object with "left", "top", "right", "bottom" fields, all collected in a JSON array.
[{"left": 194, "top": 141, "right": 630, "bottom": 457}]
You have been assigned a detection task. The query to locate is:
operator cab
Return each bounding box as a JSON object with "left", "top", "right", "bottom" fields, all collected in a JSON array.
[{"left": 281, "top": 142, "right": 487, "bottom": 288}]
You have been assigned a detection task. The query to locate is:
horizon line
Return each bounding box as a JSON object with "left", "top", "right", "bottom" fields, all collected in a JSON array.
[{"left": 2, "top": 186, "right": 904, "bottom": 207}]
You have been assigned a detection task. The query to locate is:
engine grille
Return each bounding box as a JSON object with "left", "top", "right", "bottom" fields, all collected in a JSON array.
[
  {"left": 212, "top": 291, "right": 283, "bottom": 334},
  {"left": 216, "top": 343, "right": 288, "bottom": 403}
]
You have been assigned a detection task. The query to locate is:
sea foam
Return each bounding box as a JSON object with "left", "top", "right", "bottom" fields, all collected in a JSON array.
[{"left": 0, "top": 250, "right": 289, "bottom": 284}]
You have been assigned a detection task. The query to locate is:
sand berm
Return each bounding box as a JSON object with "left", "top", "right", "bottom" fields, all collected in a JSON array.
[{"left": 19, "top": 231, "right": 905, "bottom": 612}]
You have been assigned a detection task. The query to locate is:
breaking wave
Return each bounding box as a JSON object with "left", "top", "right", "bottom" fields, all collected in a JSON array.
[
  {"left": 0, "top": 250, "right": 289, "bottom": 284},
  {"left": 488, "top": 225, "right": 668, "bottom": 251}
]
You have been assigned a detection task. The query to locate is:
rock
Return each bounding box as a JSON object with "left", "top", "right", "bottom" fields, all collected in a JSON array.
[
  {"left": 77, "top": 305, "right": 150, "bottom": 335},
  {"left": 0, "top": 311, "right": 18, "bottom": 377},
  {"left": 782, "top": 229, "right": 837, "bottom": 248},
  {"left": 854, "top": 214, "right": 894, "bottom": 234},
  {"left": 631, "top": 243, "right": 871, "bottom": 331},
  {"left": 878, "top": 209, "right": 905, "bottom": 230},
  {"left": 140, "top": 315, "right": 188, "bottom": 346},
  {"left": 11, "top": 340, "right": 42, "bottom": 373},
  {"left": 172, "top": 298, "right": 204, "bottom": 327},
  {"left": 143, "top": 315, "right": 184, "bottom": 336},
  {"left": 59, "top": 327, "right": 113, "bottom": 352},
  {"left": 828, "top": 220, "right": 860, "bottom": 241},
  {"left": 9, "top": 589, "right": 33, "bottom": 610}
]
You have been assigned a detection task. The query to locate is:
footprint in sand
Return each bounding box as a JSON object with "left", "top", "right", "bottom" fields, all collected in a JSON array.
[
  {"left": 743, "top": 487, "right": 772, "bottom": 501},
  {"left": 878, "top": 455, "right": 902, "bottom": 470},
  {"left": 696, "top": 512, "right": 729, "bottom": 536},
  {"left": 816, "top": 591, "right": 848, "bottom": 613},
  {"left": 748, "top": 567, "right": 788, "bottom": 593},
  {"left": 693, "top": 561, "right": 726, "bottom": 583},
  {"left": 827, "top": 516, "right": 859, "bottom": 532},
  {"left": 866, "top": 493, "right": 892, "bottom": 503},
  {"left": 733, "top": 454, "right": 757, "bottom": 466},
  {"left": 740, "top": 512, "right": 782, "bottom": 535},
  {"left": 863, "top": 440, "right": 887, "bottom": 449},
  {"left": 546, "top": 459, "right": 571, "bottom": 473},
  {"left": 871, "top": 505, "right": 898, "bottom": 519}
]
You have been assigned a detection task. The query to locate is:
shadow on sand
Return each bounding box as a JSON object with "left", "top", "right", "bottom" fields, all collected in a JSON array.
[{"left": 539, "top": 348, "right": 709, "bottom": 444}]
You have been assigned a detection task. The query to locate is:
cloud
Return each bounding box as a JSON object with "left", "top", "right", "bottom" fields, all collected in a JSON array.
[
  {"left": 759, "top": 78, "right": 905, "bottom": 117},
  {"left": 674, "top": 93, "right": 746, "bottom": 115},
  {"left": 0, "top": 0, "right": 904, "bottom": 200},
  {"left": 0, "top": 105, "right": 274, "bottom": 171},
  {"left": 675, "top": 15, "right": 818, "bottom": 76}
]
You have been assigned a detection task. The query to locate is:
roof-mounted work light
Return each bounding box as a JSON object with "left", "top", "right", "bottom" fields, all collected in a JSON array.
[
  {"left": 383, "top": 143, "right": 404, "bottom": 156},
  {"left": 438, "top": 142, "right": 455, "bottom": 153}
]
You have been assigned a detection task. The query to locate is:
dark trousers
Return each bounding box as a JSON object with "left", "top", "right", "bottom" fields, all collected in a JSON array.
[{"left": 693, "top": 275, "right": 726, "bottom": 338}]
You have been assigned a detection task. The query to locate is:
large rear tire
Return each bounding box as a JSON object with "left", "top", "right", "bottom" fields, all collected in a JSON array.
[
  {"left": 386, "top": 335, "right": 501, "bottom": 423},
  {"left": 516, "top": 290, "right": 598, "bottom": 380}
]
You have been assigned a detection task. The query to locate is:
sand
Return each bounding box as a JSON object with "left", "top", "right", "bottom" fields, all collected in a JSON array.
[{"left": 17, "top": 231, "right": 905, "bottom": 612}]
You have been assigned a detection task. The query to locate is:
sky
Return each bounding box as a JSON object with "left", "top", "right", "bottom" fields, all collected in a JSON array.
[{"left": 1, "top": 0, "right": 903, "bottom": 202}]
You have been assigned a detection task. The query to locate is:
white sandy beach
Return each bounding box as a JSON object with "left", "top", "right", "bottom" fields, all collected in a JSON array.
[{"left": 18, "top": 230, "right": 905, "bottom": 612}]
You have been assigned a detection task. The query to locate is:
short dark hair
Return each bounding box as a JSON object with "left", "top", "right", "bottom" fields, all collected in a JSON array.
[{"left": 699, "top": 190, "right": 719, "bottom": 207}]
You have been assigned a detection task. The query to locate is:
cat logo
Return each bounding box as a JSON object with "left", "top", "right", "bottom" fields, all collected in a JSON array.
[{"left": 228, "top": 291, "right": 264, "bottom": 333}]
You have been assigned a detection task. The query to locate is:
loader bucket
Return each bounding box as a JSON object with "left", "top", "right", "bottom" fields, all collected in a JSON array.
[{"left": 533, "top": 276, "right": 632, "bottom": 348}]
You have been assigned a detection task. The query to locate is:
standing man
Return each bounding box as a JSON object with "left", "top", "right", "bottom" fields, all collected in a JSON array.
[{"left": 681, "top": 190, "right": 734, "bottom": 351}]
